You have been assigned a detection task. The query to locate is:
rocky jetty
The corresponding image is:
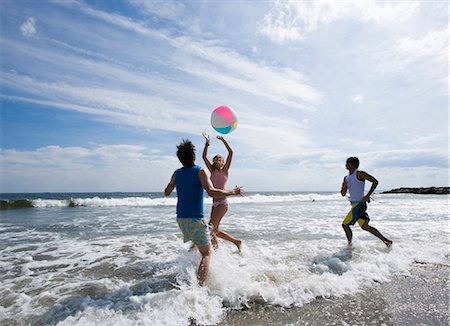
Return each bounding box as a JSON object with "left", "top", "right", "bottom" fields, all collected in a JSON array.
[{"left": 381, "top": 187, "right": 449, "bottom": 195}]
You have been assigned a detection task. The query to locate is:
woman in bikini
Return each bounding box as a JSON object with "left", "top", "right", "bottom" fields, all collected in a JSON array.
[{"left": 202, "top": 132, "right": 242, "bottom": 252}]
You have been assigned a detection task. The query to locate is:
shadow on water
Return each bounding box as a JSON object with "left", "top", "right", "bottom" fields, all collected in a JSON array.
[
  {"left": 32, "top": 266, "right": 178, "bottom": 325},
  {"left": 310, "top": 247, "right": 354, "bottom": 275}
]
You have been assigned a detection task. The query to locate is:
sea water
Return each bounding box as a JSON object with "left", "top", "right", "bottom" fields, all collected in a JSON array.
[{"left": 0, "top": 192, "right": 448, "bottom": 325}]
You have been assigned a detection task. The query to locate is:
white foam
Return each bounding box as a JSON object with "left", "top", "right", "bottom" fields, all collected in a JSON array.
[
  {"left": 28, "top": 193, "right": 342, "bottom": 208},
  {"left": 72, "top": 196, "right": 177, "bottom": 207},
  {"left": 0, "top": 194, "right": 447, "bottom": 325},
  {"left": 230, "top": 192, "right": 342, "bottom": 204},
  {"left": 32, "top": 199, "right": 69, "bottom": 208}
]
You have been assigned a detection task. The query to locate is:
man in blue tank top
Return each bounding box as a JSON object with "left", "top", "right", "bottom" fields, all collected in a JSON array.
[
  {"left": 164, "top": 139, "right": 243, "bottom": 286},
  {"left": 341, "top": 157, "right": 392, "bottom": 247}
]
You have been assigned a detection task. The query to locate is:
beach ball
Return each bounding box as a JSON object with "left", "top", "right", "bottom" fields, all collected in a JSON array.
[{"left": 211, "top": 105, "right": 238, "bottom": 134}]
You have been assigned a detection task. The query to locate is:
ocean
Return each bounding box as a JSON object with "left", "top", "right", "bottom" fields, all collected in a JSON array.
[{"left": 0, "top": 192, "right": 448, "bottom": 325}]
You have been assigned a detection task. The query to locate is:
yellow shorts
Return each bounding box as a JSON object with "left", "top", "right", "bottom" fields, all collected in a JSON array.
[
  {"left": 177, "top": 218, "right": 210, "bottom": 247},
  {"left": 342, "top": 201, "right": 370, "bottom": 227}
]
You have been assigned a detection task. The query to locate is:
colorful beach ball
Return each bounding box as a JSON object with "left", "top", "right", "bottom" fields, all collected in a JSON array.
[{"left": 210, "top": 105, "right": 238, "bottom": 134}]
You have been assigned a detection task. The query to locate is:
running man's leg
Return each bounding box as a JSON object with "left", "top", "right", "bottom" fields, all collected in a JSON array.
[
  {"left": 197, "top": 244, "right": 211, "bottom": 286},
  {"left": 342, "top": 224, "right": 353, "bottom": 245},
  {"left": 177, "top": 218, "right": 212, "bottom": 285},
  {"left": 359, "top": 220, "right": 393, "bottom": 246},
  {"left": 342, "top": 206, "right": 356, "bottom": 244}
]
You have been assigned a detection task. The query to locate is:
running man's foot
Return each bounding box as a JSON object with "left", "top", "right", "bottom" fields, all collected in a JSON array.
[
  {"left": 384, "top": 240, "right": 393, "bottom": 247},
  {"left": 236, "top": 240, "right": 243, "bottom": 253}
]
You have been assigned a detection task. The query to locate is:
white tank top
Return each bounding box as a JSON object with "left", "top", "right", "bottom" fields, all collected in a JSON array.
[{"left": 345, "top": 170, "right": 365, "bottom": 201}]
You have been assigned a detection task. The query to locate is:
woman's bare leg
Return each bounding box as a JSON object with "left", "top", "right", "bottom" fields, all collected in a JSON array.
[
  {"left": 209, "top": 207, "right": 219, "bottom": 250},
  {"left": 210, "top": 204, "right": 242, "bottom": 251}
]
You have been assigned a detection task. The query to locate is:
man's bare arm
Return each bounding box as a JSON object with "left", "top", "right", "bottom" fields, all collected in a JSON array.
[
  {"left": 198, "top": 168, "right": 242, "bottom": 197},
  {"left": 341, "top": 176, "right": 348, "bottom": 196},
  {"left": 359, "top": 171, "right": 378, "bottom": 202},
  {"left": 164, "top": 172, "right": 176, "bottom": 197}
]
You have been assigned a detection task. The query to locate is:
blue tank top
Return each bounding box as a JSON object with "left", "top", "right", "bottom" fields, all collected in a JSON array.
[{"left": 175, "top": 165, "right": 204, "bottom": 218}]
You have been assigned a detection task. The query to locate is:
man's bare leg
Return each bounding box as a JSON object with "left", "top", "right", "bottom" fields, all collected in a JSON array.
[
  {"left": 342, "top": 224, "right": 353, "bottom": 245},
  {"left": 197, "top": 244, "right": 211, "bottom": 286},
  {"left": 361, "top": 221, "right": 393, "bottom": 247}
]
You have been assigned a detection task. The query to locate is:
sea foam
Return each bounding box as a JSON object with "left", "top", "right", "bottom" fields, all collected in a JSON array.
[
  {"left": 0, "top": 193, "right": 447, "bottom": 325},
  {"left": 25, "top": 193, "right": 342, "bottom": 208}
]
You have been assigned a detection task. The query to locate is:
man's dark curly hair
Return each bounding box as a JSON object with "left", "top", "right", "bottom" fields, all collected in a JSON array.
[
  {"left": 177, "top": 139, "right": 196, "bottom": 167},
  {"left": 346, "top": 156, "right": 360, "bottom": 169}
]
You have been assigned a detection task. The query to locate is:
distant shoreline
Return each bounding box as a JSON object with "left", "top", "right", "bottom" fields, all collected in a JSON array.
[{"left": 381, "top": 187, "right": 449, "bottom": 195}]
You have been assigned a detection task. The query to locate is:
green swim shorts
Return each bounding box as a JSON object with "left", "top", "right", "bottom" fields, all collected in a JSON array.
[{"left": 177, "top": 218, "right": 210, "bottom": 247}]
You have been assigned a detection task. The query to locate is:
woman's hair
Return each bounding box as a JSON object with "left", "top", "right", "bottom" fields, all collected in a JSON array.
[
  {"left": 346, "top": 156, "right": 360, "bottom": 169},
  {"left": 212, "top": 154, "right": 223, "bottom": 171},
  {"left": 213, "top": 154, "right": 223, "bottom": 161},
  {"left": 177, "top": 139, "right": 196, "bottom": 167}
]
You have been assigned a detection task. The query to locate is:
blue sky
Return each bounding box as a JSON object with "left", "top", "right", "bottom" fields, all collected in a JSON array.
[{"left": 1, "top": 0, "right": 448, "bottom": 192}]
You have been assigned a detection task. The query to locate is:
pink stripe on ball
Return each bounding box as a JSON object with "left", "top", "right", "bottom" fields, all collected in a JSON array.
[{"left": 214, "top": 105, "right": 234, "bottom": 123}]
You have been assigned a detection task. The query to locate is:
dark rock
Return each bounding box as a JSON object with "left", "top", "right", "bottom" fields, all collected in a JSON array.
[
  {"left": 381, "top": 187, "right": 449, "bottom": 195},
  {"left": 0, "top": 199, "right": 34, "bottom": 209}
]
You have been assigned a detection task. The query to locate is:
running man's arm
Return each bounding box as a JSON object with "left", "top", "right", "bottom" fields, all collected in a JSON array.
[
  {"left": 358, "top": 171, "right": 378, "bottom": 202},
  {"left": 198, "top": 168, "right": 242, "bottom": 197},
  {"left": 340, "top": 176, "right": 348, "bottom": 196},
  {"left": 202, "top": 132, "right": 213, "bottom": 172},
  {"left": 164, "top": 171, "right": 176, "bottom": 196},
  {"left": 217, "top": 135, "right": 233, "bottom": 173}
]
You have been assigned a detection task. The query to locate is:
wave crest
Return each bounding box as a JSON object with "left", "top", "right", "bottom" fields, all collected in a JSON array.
[{"left": 1, "top": 193, "right": 341, "bottom": 209}]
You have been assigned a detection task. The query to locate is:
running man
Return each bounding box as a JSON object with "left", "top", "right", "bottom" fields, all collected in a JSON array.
[
  {"left": 340, "top": 157, "right": 392, "bottom": 247},
  {"left": 164, "top": 139, "right": 243, "bottom": 286}
]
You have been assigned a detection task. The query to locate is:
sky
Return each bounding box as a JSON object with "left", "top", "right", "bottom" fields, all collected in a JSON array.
[{"left": 0, "top": 0, "right": 448, "bottom": 193}]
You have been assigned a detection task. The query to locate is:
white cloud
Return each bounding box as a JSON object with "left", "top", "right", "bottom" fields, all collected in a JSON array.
[
  {"left": 1, "top": 144, "right": 178, "bottom": 192},
  {"left": 363, "top": 148, "right": 448, "bottom": 169},
  {"left": 131, "top": 0, "right": 185, "bottom": 20},
  {"left": 20, "top": 17, "right": 36, "bottom": 37},
  {"left": 1, "top": 144, "right": 156, "bottom": 168},
  {"left": 259, "top": 1, "right": 303, "bottom": 42},
  {"left": 259, "top": 0, "right": 418, "bottom": 42},
  {"left": 340, "top": 138, "right": 373, "bottom": 148},
  {"left": 1, "top": 144, "right": 447, "bottom": 193},
  {"left": 395, "top": 28, "right": 448, "bottom": 65},
  {"left": 170, "top": 37, "right": 322, "bottom": 109},
  {"left": 3, "top": 3, "right": 323, "bottom": 111},
  {"left": 363, "top": 25, "right": 448, "bottom": 94},
  {"left": 52, "top": 0, "right": 322, "bottom": 108},
  {"left": 405, "top": 133, "right": 447, "bottom": 146},
  {"left": 92, "top": 144, "right": 148, "bottom": 162},
  {"left": 2, "top": 3, "right": 323, "bottom": 158},
  {"left": 351, "top": 94, "right": 364, "bottom": 103},
  {"left": 1, "top": 146, "right": 90, "bottom": 167},
  {"left": 2, "top": 1, "right": 447, "bottom": 192}
]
